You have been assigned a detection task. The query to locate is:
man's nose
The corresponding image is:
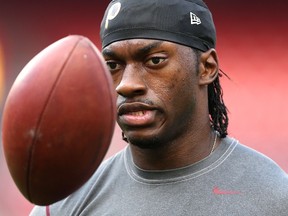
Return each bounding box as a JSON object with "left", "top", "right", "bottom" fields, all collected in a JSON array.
[{"left": 115, "top": 65, "right": 147, "bottom": 98}]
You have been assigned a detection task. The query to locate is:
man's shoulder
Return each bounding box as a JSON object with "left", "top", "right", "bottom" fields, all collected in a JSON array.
[
  {"left": 229, "top": 138, "right": 288, "bottom": 189},
  {"left": 29, "top": 148, "right": 128, "bottom": 216},
  {"left": 218, "top": 138, "right": 288, "bottom": 214},
  {"left": 233, "top": 140, "right": 287, "bottom": 174},
  {"left": 97, "top": 147, "right": 127, "bottom": 172},
  {"left": 82, "top": 147, "right": 128, "bottom": 188}
]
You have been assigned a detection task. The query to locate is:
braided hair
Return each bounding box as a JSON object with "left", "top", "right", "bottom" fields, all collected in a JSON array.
[
  {"left": 193, "top": 49, "right": 229, "bottom": 138},
  {"left": 208, "top": 72, "right": 229, "bottom": 138}
]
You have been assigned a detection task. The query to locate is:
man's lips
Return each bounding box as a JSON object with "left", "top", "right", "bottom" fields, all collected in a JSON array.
[{"left": 117, "top": 102, "right": 158, "bottom": 126}]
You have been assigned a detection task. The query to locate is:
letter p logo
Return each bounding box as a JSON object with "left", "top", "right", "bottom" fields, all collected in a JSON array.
[{"left": 105, "top": 2, "right": 121, "bottom": 29}]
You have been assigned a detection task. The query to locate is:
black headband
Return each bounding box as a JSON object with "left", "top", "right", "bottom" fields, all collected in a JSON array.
[{"left": 100, "top": 0, "right": 216, "bottom": 51}]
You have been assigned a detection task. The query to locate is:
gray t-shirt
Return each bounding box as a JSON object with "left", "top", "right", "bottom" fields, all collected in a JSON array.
[{"left": 30, "top": 137, "right": 288, "bottom": 215}]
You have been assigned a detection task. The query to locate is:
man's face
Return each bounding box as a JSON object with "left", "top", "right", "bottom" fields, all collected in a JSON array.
[{"left": 102, "top": 39, "right": 201, "bottom": 149}]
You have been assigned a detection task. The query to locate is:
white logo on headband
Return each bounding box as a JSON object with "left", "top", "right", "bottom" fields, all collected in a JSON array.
[
  {"left": 190, "top": 12, "right": 201, "bottom": 25},
  {"left": 105, "top": 2, "right": 121, "bottom": 29}
]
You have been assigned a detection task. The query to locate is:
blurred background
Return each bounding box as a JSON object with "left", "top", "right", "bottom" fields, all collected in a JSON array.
[{"left": 0, "top": 0, "right": 287, "bottom": 215}]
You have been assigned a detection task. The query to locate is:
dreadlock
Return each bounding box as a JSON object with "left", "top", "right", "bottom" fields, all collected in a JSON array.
[
  {"left": 207, "top": 71, "right": 229, "bottom": 138},
  {"left": 193, "top": 49, "right": 229, "bottom": 138}
]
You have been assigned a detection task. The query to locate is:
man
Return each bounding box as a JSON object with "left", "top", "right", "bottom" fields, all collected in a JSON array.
[{"left": 30, "top": 0, "right": 288, "bottom": 215}]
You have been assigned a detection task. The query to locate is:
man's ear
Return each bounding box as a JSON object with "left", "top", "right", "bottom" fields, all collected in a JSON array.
[{"left": 198, "top": 49, "right": 219, "bottom": 86}]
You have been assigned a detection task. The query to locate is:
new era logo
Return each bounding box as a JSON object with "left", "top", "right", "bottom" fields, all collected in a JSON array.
[{"left": 190, "top": 12, "right": 201, "bottom": 25}]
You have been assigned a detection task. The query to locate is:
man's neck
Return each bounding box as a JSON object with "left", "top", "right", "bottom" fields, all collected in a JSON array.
[{"left": 129, "top": 126, "right": 219, "bottom": 170}]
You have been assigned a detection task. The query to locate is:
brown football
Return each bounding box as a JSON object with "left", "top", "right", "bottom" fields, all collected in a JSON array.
[{"left": 1, "top": 35, "right": 115, "bottom": 205}]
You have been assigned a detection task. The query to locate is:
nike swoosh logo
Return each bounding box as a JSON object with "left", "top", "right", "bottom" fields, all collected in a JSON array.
[{"left": 213, "top": 186, "right": 241, "bottom": 195}]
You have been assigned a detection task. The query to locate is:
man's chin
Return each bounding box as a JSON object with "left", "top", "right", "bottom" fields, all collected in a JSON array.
[{"left": 127, "top": 135, "right": 164, "bottom": 150}]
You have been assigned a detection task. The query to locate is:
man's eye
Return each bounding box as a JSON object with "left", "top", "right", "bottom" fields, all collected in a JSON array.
[
  {"left": 146, "top": 57, "right": 165, "bottom": 66},
  {"left": 106, "top": 61, "right": 119, "bottom": 71}
]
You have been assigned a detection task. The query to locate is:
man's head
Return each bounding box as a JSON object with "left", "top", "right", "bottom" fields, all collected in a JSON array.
[{"left": 100, "top": 0, "right": 228, "bottom": 149}]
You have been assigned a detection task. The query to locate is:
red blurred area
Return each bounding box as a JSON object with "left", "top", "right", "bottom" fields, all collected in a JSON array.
[{"left": 0, "top": 0, "right": 287, "bottom": 215}]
